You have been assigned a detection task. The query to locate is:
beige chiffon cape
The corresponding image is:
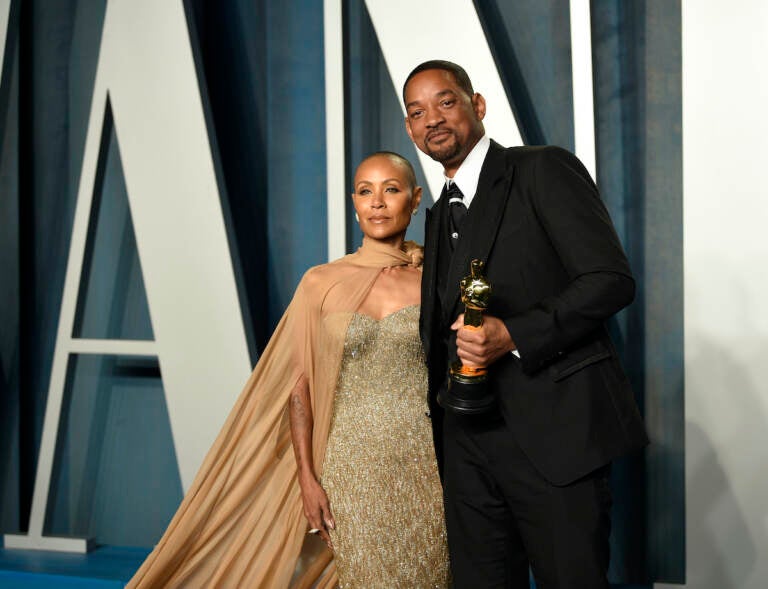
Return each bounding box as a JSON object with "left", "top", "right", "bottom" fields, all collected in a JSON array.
[{"left": 126, "top": 239, "right": 417, "bottom": 588}]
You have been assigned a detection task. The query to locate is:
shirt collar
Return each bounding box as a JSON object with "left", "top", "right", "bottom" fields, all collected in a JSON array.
[{"left": 444, "top": 134, "right": 490, "bottom": 208}]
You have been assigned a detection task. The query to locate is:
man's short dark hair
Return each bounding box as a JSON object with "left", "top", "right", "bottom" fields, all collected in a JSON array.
[{"left": 402, "top": 60, "right": 475, "bottom": 104}]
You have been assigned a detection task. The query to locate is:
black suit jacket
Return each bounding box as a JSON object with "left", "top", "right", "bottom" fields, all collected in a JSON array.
[{"left": 420, "top": 141, "right": 648, "bottom": 486}]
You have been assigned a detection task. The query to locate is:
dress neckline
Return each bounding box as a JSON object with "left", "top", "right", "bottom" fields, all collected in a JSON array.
[{"left": 353, "top": 303, "right": 420, "bottom": 323}]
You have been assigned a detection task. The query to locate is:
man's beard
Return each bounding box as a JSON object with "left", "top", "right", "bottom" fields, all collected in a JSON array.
[{"left": 425, "top": 133, "right": 463, "bottom": 163}]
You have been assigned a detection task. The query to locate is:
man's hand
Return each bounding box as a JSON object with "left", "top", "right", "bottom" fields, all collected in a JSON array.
[
  {"left": 298, "top": 474, "right": 335, "bottom": 549},
  {"left": 451, "top": 314, "right": 516, "bottom": 367}
]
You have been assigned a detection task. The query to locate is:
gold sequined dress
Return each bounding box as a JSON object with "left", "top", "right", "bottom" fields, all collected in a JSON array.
[{"left": 322, "top": 304, "right": 451, "bottom": 588}]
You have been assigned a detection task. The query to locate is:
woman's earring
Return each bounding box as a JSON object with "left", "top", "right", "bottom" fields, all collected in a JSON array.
[
  {"left": 355, "top": 212, "right": 359, "bottom": 222},
  {"left": 412, "top": 209, "right": 418, "bottom": 216}
]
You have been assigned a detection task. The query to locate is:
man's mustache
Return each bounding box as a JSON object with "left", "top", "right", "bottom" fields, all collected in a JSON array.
[{"left": 426, "top": 127, "right": 453, "bottom": 141}]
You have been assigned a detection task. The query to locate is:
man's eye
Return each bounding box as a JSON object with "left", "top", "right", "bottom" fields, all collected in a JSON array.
[
  {"left": 441, "top": 100, "right": 454, "bottom": 107},
  {"left": 410, "top": 110, "right": 423, "bottom": 118}
]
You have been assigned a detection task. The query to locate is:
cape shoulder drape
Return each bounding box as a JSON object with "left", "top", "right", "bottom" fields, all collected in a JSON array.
[{"left": 126, "top": 239, "right": 415, "bottom": 589}]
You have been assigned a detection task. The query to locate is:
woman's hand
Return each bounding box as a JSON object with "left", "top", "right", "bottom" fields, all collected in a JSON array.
[
  {"left": 299, "top": 474, "right": 335, "bottom": 549},
  {"left": 289, "top": 376, "right": 335, "bottom": 547}
]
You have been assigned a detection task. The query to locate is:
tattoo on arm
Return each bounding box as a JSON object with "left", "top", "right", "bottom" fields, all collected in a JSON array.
[{"left": 289, "top": 376, "right": 315, "bottom": 480}]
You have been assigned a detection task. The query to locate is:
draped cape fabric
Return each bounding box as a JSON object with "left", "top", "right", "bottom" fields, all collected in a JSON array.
[{"left": 127, "top": 239, "right": 416, "bottom": 588}]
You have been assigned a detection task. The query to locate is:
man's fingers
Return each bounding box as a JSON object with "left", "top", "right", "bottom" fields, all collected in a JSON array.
[
  {"left": 454, "top": 315, "right": 513, "bottom": 367},
  {"left": 456, "top": 333, "right": 487, "bottom": 366},
  {"left": 457, "top": 348, "right": 484, "bottom": 366},
  {"left": 456, "top": 328, "right": 486, "bottom": 345},
  {"left": 456, "top": 336, "right": 485, "bottom": 355},
  {"left": 457, "top": 331, "right": 486, "bottom": 345}
]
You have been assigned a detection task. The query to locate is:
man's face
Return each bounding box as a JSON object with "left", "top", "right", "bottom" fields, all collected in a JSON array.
[{"left": 404, "top": 69, "right": 486, "bottom": 176}]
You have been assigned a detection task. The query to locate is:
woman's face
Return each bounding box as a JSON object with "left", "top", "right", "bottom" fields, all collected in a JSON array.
[{"left": 352, "top": 155, "right": 422, "bottom": 246}]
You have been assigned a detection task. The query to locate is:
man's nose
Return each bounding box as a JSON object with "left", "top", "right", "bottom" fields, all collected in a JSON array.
[{"left": 425, "top": 108, "right": 444, "bottom": 127}]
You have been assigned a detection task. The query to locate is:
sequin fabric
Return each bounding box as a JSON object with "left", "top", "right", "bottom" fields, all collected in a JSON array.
[{"left": 322, "top": 305, "right": 450, "bottom": 588}]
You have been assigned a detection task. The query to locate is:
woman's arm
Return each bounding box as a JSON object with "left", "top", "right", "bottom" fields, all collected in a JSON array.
[{"left": 289, "top": 375, "right": 335, "bottom": 547}]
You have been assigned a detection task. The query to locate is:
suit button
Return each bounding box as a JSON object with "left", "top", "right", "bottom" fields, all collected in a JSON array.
[{"left": 451, "top": 232, "right": 459, "bottom": 239}]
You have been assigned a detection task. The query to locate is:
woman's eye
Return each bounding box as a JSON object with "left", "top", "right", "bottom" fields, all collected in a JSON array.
[
  {"left": 358, "top": 188, "right": 371, "bottom": 195},
  {"left": 385, "top": 186, "right": 399, "bottom": 193}
]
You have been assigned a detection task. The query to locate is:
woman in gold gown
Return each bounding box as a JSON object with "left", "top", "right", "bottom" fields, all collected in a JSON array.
[{"left": 126, "top": 152, "right": 449, "bottom": 588}]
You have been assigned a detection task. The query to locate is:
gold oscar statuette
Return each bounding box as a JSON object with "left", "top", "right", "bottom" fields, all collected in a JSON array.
[{"left": 440, "top": 259, "right": 496, "bottom": 414}]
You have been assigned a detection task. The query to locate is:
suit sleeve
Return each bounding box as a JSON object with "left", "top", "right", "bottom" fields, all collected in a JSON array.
[{"left": 503, "top": 146, "right": 635, "bottom": 374}]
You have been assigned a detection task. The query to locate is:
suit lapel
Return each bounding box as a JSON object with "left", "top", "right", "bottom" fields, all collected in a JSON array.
[{"left": 442, "top": 142, "right": 515, "bottom": 323}]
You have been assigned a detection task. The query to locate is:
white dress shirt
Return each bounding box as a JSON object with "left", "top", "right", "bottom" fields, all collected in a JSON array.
[{"left": 443, "top": 134, "right": 490, "bottom": 206}]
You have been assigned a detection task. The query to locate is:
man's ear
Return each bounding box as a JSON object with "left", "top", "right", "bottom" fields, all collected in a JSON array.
[
  {"left": 472, "top": 93, "right": 487, "bottom": 121},
  {"left": 405, "top": 116, "right": 414, "bottom": 141}
]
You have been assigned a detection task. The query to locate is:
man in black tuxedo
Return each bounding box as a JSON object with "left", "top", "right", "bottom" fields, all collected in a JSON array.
[{"left": 403, "top": 60, "right": 648, "bottom": 588}]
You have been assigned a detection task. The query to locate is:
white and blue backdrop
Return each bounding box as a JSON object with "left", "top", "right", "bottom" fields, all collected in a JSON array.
[{"left": 0, "top": 1, "right": 766, "bottom": 587}]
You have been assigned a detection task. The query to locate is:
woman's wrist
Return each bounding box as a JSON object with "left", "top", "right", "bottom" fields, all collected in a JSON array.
[{"left": 298, "top": 468, "right": 318, "bottom": 487}]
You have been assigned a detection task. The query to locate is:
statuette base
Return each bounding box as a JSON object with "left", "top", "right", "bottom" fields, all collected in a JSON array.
[{"left": 441, "top": 363, "right": 495, "bottom": 414}]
